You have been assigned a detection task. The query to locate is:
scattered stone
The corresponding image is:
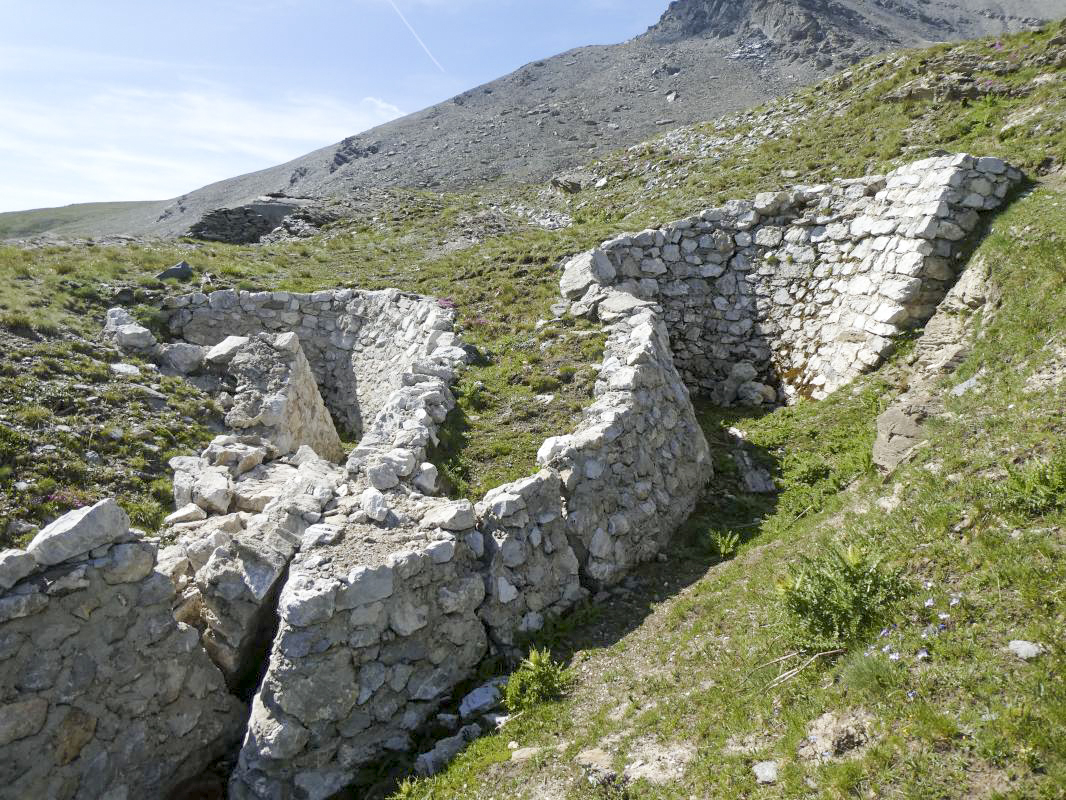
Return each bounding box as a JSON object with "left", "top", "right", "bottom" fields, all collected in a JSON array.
[
  {"left": 459, "top": 683, "right": 502, "bottom": 720},
  {"left": 753, "top": 760, "right": 779, "bottom": 784},
  {"left": 26, "top": 499, "right": 130, "bottom": 567},
  {"left": 414, "top": 724, "right": 482, "bottom": 776},
  {"left": 1008, "top": 640, "right": 1045, "bottom": 661},
  {"left": 361, "top": 488, "right": 390, "bottom": 523},
  {"left": 157, "top": 260, "right": 194, "bottom": 281},
  {"left": 165, "top": 503, "right": 208, "bottom": 525},
  {"left": 110, "top": 362, "right": 141, "bottom": 377}
]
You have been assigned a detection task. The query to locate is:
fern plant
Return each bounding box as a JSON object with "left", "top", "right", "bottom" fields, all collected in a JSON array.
[
  {"left": 778, "top": 544, "right": 908, "bottom": 650},
  {"left": 986, "top": 451, "right": 1066, "bottom": 517}
]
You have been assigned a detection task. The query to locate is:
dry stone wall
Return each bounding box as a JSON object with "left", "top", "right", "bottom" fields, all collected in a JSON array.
[
  {"left": 165, "top": 288, "right": 460, "bottom": 437},
  {"left": 536, "top": 304, "right": 713, "bottom": 585},
  {"left": 229, "top": 283, "right": 711, "bottom": 797},
  {"left": 0, "top": 500, "right": 244, "bottom": 800},
  {"left": 562, "top": 154, "right": 1020, "bottom": 400}
]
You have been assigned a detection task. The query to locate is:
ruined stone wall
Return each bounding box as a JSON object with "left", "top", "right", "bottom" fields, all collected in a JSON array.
[
  {"left": 536, "top": 301, "right": 712, "bottom": 586},
  {"left": 188, "top": 201, "right": 307, "bottom": 244},
  {"left": 0, "top": 500, "right": 244, "bottom": 800},
  {"left": 562, "top": 154, "right": 1020, "bottom": 400},
  {"left": 231, "top": 526, "right": 488, "bottom": 799},
  {"left": 228, "top": 288, "right": 710, "bottom": 798},
  {"left": 166, "top": 288, "right": 459, "bottom": 436},
  {"left": 83, "top": 154, "right": 1022, "bottom": 796}
]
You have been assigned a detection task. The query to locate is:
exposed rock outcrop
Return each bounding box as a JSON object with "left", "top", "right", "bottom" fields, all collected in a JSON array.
[
  {"left": 872, "top": 253, "right": 999, "bottom": 471},
  {"left": 226, "top": 333, "right": 345, "bottom": 462}
]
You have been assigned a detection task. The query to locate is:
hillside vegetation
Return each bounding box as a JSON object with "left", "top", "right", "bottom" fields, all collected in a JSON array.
[
  {"left": 1, "top": 23, "right": 1064, "bottom": 547},
  {"left": 0, "top": 15, "right": 1062, "bottom": 800},
  {"left": 389, "top": 181, "right": 1066, "bottom": 798}
]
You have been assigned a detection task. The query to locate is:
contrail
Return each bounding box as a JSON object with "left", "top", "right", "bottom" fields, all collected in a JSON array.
[{"left": 385, "top": 0, "right": 446, "bottom": 74}]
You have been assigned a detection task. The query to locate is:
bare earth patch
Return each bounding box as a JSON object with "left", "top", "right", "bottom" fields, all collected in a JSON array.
[{"left": 623, "top": 737, "right": 698, "bottom": 785}]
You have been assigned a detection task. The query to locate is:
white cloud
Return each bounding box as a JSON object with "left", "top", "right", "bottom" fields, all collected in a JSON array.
[{"left": 0, "top": 85, "right": 403, "bottom": 212}]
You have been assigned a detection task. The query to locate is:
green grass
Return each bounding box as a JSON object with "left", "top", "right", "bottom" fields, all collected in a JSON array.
[
  {"left": 0, "top": 27, "right": 1064, "bottom": 797},
  {"left": 0, "top": 200, "right": 158, "bottom": 239},
  {"left": 1, "top": 25, "right": 1063, "bottom": 505}
]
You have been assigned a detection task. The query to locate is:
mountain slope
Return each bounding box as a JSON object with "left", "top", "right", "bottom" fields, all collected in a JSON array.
[{"left": 5, "top": 0, "right": 1061, "bottom": 240}]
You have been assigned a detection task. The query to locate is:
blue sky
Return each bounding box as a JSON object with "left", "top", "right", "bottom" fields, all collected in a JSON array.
[{"left": 0, "top": 0, "right": 669, "bottom": 212}]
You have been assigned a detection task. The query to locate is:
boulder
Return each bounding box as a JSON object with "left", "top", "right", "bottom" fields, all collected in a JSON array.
[{"left": 26, "top": 499, "right": 130, "bottom": 567}]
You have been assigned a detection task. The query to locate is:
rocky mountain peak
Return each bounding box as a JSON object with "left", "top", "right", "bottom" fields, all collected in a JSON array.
[
  {"left": 649, "top": 0, "right": 823, "bottom": 40},
  {"left": 647, "top": 0, "right": 884, "bottom": 66}
]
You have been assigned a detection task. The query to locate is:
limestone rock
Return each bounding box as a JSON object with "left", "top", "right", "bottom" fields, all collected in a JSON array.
[
  {"left": 421, "top": 500, "right": 476, "bottom": 531},
  {"left": 226, "top": 334, "right": 344, "bottom": 462},
  {"left": 0, "top": 549, "right": 36, "bottom": 590},
  {"left": 27, "top": 499, "right": 130, "bottom": 567}
]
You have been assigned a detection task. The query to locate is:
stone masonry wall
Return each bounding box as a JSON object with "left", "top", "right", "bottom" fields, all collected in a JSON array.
[
  {"left": 75, "top": 154, "right": 1019, "bottom": 795},
  {"left": 228, "top": 284, "right": 711, "bottom": 797},
  {"left": 0, "top": 500, "right": 244, "bottom": 800},
  {"left": 536, "top": 302, "right": 713, "bottom": 585},
  {"left": 166, "top": 288, "right": 459, "bottom": 437},
  {"left": 562, "top": 154, "right": 1020, "bottom": 400}
]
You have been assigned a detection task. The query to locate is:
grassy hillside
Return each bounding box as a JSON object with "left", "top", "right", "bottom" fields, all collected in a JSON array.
[
  {"left": 0, "top": 17, "right": 1061, "bottom": 800},
  {"left": 387, "top": 181, "right": 1066, "bottom": 799},
  {"left": 0, "top": 200, "right": 158, "bottom": 240},
  {"left": 0, "top": 22, "right": 1062, "bottom": 547}
]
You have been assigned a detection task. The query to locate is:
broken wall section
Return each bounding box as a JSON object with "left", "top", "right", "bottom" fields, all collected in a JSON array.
[
  {"left": 165, "top": 288, "right": 459, "bottom": 437},
  {"left": 534, "top": 301, "right": 713, "bottom": 587},
  {"left": 0, "top": 500, "right": 244, "bottom": 800}
]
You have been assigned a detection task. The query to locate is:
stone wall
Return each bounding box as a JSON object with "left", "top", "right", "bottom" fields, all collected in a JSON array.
[
  {"left": 536, "top": 303, "right": 713, "bottom": 585},
  {"left": 163, "top": 445, "right": 345, "bottom": 689},
  {"left": 0, "top": 500, "right": 244, "bottom": 800},
  {"left": 231, "top": 515, "right": 489, "bottom": 800},
  {"left": 562, "top": 154, "right": 1020, "bottom": 400},
  {"left": 188, "top": 200, "right": 310, "bottom": 244},
  {"left": 165, "top": 288, "right": 460, "bottom": 437},
  {"left": 84, "top": 156, "right": 1021, "bottom": 794},
  {"left": 228, "top": 285, "right": 711, "bottom": 797}
]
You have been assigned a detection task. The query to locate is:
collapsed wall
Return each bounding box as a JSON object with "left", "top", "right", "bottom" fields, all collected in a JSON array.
[
  {"left": 165, "top": 288, "right": 460, "bottom": 436},
  {"left": 0, "top": 500, "right": 244, "bottom": 800},
  {"left": 562, "top": 154, "right": 1020, "bottom": 400}
]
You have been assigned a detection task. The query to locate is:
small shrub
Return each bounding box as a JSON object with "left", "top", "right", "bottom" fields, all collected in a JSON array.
[
  {"left": 15, "top": 404, "right": 52, "bottom": 427},
  {"left": 711, "top": 530, "right": 741, "bottom": 558},
  {"left": 124, "top": 496, "right": 166, "bottom": 531},
  {"left": 0, "top": 311, "right": 33, "bottom": 331},
  {"left": 504, "top": 647, "right": 569, "bottom": 713},
  {"left": 0, "top": 424, "right": 29, "bottom": 467},
  {"left": 986, "top": 451, "right": 1066, "bottom": 517},
  {"left": 778, "top": 544, "right": 908, "bottom": 649}
]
